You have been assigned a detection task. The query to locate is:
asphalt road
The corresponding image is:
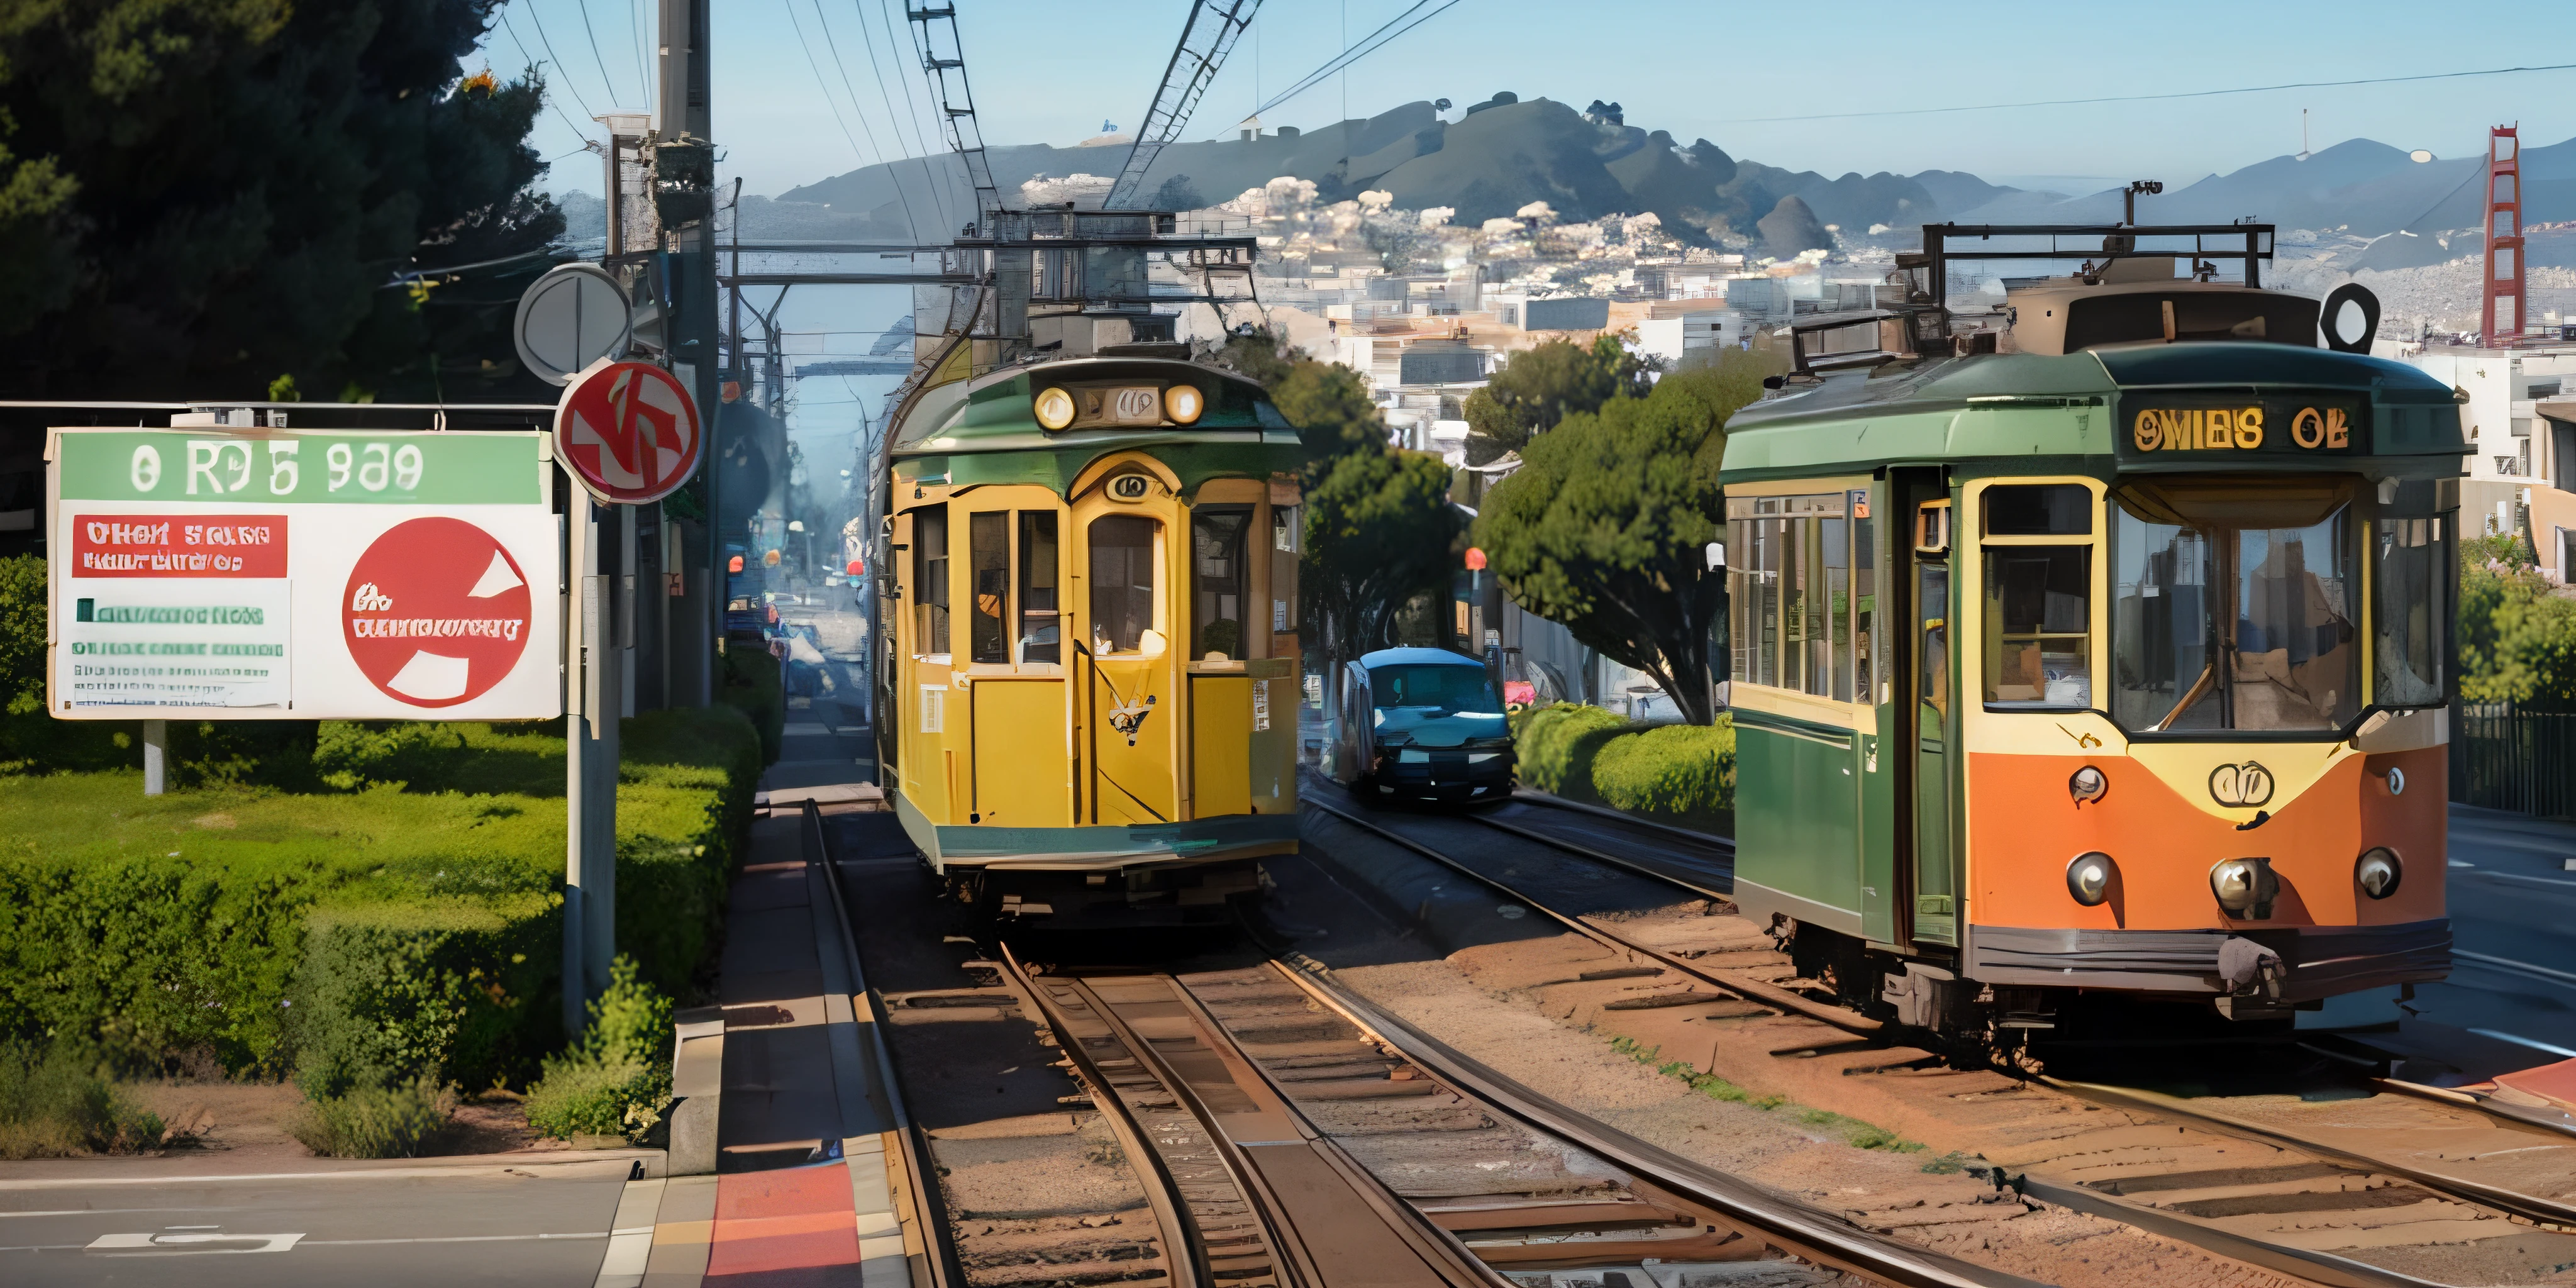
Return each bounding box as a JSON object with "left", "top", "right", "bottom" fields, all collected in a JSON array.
[
  {"left": 0, "top": 1160, "right": 634, "bottom": 1287},
  {"left": 2411, "top": 803, "right": 2576, "bottom": 1057}
]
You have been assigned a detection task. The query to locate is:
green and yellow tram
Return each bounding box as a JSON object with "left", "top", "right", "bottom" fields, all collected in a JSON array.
[
  {"left": 870, "top": 349, "right": 1306, "bottom": 924},
  {"left": 1721, "top": 227, "right": 2461, "bottom": 1035}
]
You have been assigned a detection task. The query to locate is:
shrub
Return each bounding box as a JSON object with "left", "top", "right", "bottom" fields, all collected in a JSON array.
[
  {"left": 719, "top": 645, "right": 785, "bottom": 766},
  {"left": 1591, "top": 718, "right": 1735, "bottom": 818},
  {"left": 1514, "top": 702, "right": 1629, "bottom": 797},
  {"left": 525, "top": 957, "right": 672, "bottom": 1145},
  {"left": 290, "top": 1075, "right": 457, "bottom": 1158},
  {"left": 0, "top": 1038, "right": 164, "bottom": 1158}
]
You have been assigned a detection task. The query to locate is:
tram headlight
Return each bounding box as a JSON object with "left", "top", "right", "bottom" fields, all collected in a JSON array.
[
  {"left": 1034, "top": 386, "right": 1076, "bottom": 430},
  {"left": 2065, "top": 852, "right": 2116, "bottom": 906},
  {"left": 2209, "top": 857, "right": 2277, "bottom": 917},
  {"left": 1163, "top": 382, "right": 1205, "bottom": 424},
  {"left": 2355, "top": 847, "right": 2402, "bottom": 900}
]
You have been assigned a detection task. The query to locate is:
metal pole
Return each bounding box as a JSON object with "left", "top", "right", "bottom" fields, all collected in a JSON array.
[
  {"left": 586, "top": 502, "right": 623, "bottom": 1001},
  {"left": 142, "top": 719, "right": 167, "bottom": 796},
  {"left": 564, "top": 488, "right": 594, "bottom": 1034}
]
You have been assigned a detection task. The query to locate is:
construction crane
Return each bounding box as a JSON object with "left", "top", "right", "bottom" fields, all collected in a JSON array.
[
  {"left": 906, "top": 4, "right": 999, "bottom": 227},
  {"left": 1104, "top": 1, "right": 1263, "bottom": 210}
]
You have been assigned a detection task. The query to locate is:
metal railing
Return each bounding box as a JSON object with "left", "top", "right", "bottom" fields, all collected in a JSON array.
[{"left": 2453, "top": 701, "right": 2576, "bottom": 818}]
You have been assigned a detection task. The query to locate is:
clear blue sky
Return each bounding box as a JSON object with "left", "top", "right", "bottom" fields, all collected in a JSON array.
[{"left": 479, "top": 0, "right": 2576, "bottom": 201}]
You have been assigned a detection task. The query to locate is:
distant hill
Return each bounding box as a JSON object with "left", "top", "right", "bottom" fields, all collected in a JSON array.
[{"left": 769, "top": 97, "right": 2576, "bottom": 264}]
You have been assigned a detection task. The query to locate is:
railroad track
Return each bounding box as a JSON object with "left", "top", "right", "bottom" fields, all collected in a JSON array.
[
  {"left": 1300, "top": 778, "right": 2576, "bottom": 1288},
  {"left": 993, "top": 947, "right": 2041, "bottom": 1288}
]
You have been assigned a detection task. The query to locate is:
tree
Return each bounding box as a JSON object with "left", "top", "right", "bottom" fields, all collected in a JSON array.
[
  {"left": 0, "top": 1, "right": 563, "bottom": 401},
  {"left": 1472, "top": 353, "right": 1768, "bottom": 724},
  {"left": 1462, "top": 333, "right": 1655, "bottom": 465},
  {"left": 2458, "top": 536, "right": 2576, "bottom": 709},
  {"left": 1149, "top": 174, "right": 1204, "bottom": 211},
  {"left": 1303, "top": 448, "right": 1463, "bottom": 670}
]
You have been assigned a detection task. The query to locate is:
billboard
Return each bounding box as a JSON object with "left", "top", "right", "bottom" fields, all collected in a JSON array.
[{"left": 47, "top": 428, "right": 562, "bottom": 720}]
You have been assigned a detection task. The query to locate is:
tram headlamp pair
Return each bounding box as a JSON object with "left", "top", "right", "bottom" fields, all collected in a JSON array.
[{"left": 1031, "top": 383, "right": 1204, "bottom": 429}]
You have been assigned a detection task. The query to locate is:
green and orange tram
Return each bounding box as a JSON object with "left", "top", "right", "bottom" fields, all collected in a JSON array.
[{"left": 1721, "top": 223, "right": 2462, "bottom": 1037}]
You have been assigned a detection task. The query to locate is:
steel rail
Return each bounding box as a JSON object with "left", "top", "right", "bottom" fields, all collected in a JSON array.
[
  {"left": 1460, "top": 811, "right": 1729, "bottom": 904},
  {"left": 1507, "top": 787, "right": 1741, "bottom": 850},
  {"left": 1302, "top": 792, "right": 2573, "bottom": 1281},
  {"left": 1302, "top": 791, "right": 1882, "bottom": 1035},
  {"left": 994, "top": 944, "right": 1216, "bottom": 1288},
  {"left": 1265, "top": 956, "right": 2042, "bottom": 1288},
  {"left": 2045, "top": 1077, "right": 2576, "bottom": 1232},
  {"left": 809, "top": 801, "right": 967, "bottom": 1288}
]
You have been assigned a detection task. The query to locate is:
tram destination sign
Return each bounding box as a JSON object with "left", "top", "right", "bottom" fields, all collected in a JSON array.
[
  {"left": 46, "top": 428, "right": 562, "bottom": 720},
  {"left": 2119, "top": 394, "right": 2365, "bottom": 461}
]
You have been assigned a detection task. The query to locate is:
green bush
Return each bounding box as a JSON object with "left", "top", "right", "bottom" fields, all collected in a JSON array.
[
  {"left": 719, "top": 645, "right": 785, "bottom": 766},
  {"left": 1591, "top": 719, "right": 1735, "bottom": 819},
  {"left": 0, "top": 708, "right": 762, "bottom": 1093},
  {"left": 1514, "top": 702, "right": 1629, "bottom": 797},
  {"left": 0, "top": 1038, "right": 163, "bottom": 1158},
  {"left": 290, "top": 1075, "right": 456, "bottom": 1158},
  {"left": 525, "top": 957, "right": 672, "bottom": 1145}
]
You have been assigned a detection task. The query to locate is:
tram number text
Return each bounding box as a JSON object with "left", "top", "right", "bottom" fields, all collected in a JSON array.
[{"left": 2130, "top": 405, "right": 2350, "bottom": 453}]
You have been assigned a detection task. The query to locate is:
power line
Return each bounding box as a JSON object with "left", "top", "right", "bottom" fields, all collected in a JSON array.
[
  {"left": 628, "top": 0, "right": 653, "bottom": 110},
  {"left": 782, "top": 0, "right": 879, "bottom": 174},
  {"left": 573, "top": 0, "right": 633, "bottom": 106},
  {"left": 519, "top": 2, "right": 602, "bottom": 122},
  {"left": 1714, "top": 60, "right": 2576, "bottom": 125},
  {"left": 1246, "top": 0, "right": 1455, "bottom": 124},
  {"left": 869, "top": 0, "right": 957, "bottom": 235},
  {"left": 812, "top": 0, "right": 923, "bottom": 240},
  {"left": 498, "top": 11, "right": 601, "bottom": 144}
]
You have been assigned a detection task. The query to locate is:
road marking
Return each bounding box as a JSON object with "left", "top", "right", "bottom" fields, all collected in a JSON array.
[
  {"left": 87, "top": 1231, "right": 304, "bottom": 1255},
  {"left": 2455, "top": 950, "right": 2576, "bottom": 989},
  {"left": 303, "top": 1227, "right": 645, "bottom": 1246},
  {"left": 2469, "top": 1028, "right": 2576, "bottom": 1059}
]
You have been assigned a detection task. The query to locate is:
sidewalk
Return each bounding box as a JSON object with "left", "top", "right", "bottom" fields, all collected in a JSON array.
[{"left": 619, "top": 709, "right": 916, "bottom": 1287}]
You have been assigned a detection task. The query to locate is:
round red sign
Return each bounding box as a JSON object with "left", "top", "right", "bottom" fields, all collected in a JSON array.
[
  {"left": 342, "top": 518, "right": 535, "bottom": 708},
  {"left": 556, "top": 360, "right": 701, "bottom": 503}
]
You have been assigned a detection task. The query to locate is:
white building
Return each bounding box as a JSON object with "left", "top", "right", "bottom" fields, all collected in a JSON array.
[{"left": 2391, "top": 344, "right": 2576, "bottom": 581}]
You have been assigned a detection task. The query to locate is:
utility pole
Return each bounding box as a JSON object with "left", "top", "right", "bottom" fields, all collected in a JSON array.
[
  {"left": 564, "top": 487, "right": 623, "bottom": 1031},
  {"left": 658, "top": 0, "right": 719, "bottom": 707}
]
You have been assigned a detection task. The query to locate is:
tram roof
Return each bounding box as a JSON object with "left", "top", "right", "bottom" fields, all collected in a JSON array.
[{"left": 1719, "top": 341, "right": 2467, "bottom": 482}]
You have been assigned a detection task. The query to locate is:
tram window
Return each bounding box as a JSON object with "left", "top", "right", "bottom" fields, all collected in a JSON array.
[
  {"left": 1984, "top": 484, "right": 2092, "bottom": 536},
  {"left": 1270, "top": 505, "right": 1300, "bottom": 637},
  {"left": 913, "top": 505, "right": 950, "bottom": 656},
  {"left": 1192, "top": 507, "right": 1252, "bottom": 660},
  {"left": 2111, "top": 481, "right": 2358, "bottom": 732},
  {"left": 1088, "top": 514, "right": 1163, "bottom": 655},
  {"left": 2063, "top": 293, "right": 2321, "bottom": 350},
  {"left": 1728, "top": 500, "right": 1870, "bottom": 699},
  {"left": 2374, "top": 514, "right": 2445, "bottom": 706},
  {"left": 1918, "top": 566, "right": 1949, "bottom": 721},
  {"left": 1822, "top": 514, "right": 1851, "bottom": 701},
  {"left": 1019, "top": 512, "right": 1060, "bottom": 665},
  {"left": 1983, "top": 547, "right": 2092, "bottom": 707},
  {"left": 969, "top": 513, "right": 1010, "bottom": 664},
  {"left": 1854, "top": 509, "right": 1876, "bottom": 702}
]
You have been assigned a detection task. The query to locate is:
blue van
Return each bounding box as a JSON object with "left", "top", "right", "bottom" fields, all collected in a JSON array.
[{"left": 1331, "top": 648, "right": 1515, "bottom": 804}]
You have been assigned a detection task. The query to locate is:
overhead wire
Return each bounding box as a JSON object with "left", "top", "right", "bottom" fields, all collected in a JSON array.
[
  {"left": 519, "top": 2, "right": 603, "bottom": 122},
  {"left": 1714, "top": 60, "right": 2576, "bottom": 125},
  {"left": 812, "top": 0, "right": 924, "bottom": 241},
  {"left": 628, "top": 0, "right": 653, "bottom": 110},
  {"left": 866, "top": 0, "right": 958, "bottom": 235},
  {"left": 782, "top": 0, "right": 880, "bottom": 175},
  {"left": 572, "top": 0, "right": 634, "bottom": 107},
  {"left": 1241, "top": 0, "right": 1457, "bottom": 126},
  {"left": 497, "top": 10, "right": 602, "bottom": 145}
]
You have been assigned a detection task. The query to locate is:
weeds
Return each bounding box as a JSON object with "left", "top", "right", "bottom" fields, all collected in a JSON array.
[
  {"left": 0, "top": 1038, "right": 164, "bottom": 1158},
  {"left": 524, "top": 957, "right": 674, "bottom": 1145},
  {"left": 1606, "top": 1034, "right": 1919, "bottom": 1150},
  {"left": 291, "top": 1075, "right": 456, "bottom": 1158}
]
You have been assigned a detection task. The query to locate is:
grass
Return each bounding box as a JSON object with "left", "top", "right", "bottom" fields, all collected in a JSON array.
[
  {"left": 1607, "top": 1034, "right": 1923, "bottom": 1153},
  {"left": 290, "top": 1075, "right": 457, "bottom": 1158}
]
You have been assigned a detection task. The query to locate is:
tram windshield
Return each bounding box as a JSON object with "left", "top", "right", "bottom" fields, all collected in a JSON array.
[
  {"left": 1368, "top": 663, "right": 1506, "bottom": 747},
  {"left": 2111, "top": 479, "right": 2368, "bottom": 733}
]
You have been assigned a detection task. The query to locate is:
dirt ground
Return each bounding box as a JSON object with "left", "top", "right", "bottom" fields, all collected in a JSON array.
[
  {"left": 1331, "top": 950, "right": 2315, "bottom": 1288},
  {"left": 93, "top": 1080, "right": 576, "bottom": 1163}
]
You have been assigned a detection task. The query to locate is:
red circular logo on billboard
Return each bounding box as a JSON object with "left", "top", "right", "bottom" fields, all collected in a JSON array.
[
  {"left": 343, "top": 518, "right": 535, "bottom": 708},
  {"left": 557, "top": 360, "right": 701, "bottom": 503}
]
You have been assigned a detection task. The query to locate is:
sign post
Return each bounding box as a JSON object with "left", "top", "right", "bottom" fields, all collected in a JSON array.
[{"left": 552, "top": 359, "right": 702, "bottom": 1029}]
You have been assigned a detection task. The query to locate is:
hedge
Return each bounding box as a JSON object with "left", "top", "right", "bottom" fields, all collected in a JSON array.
[
  {"left": 1513, "top": 702, "right": 1735, "bottom": 834},
  {"left": 0, "top": 706, "right": 761, "bottom": 1092}
]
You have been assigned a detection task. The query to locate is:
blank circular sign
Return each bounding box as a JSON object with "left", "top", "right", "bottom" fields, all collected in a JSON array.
[{"left": 514, "top": 264, "right": 633, "bottom": 385}]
